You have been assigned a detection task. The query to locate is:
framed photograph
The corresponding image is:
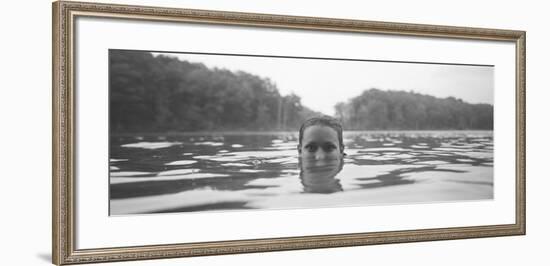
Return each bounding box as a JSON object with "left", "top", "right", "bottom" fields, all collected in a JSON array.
[{"left": 52, "top": 1, "right": 526, "bottom": 265}]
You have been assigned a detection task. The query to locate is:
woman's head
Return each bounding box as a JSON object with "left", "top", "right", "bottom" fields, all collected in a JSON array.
[{"left": 298, "top": 116, "right": 344, "bottom": 160}]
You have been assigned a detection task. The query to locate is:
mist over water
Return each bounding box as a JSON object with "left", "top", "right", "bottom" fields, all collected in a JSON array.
[{"left": 109, "top": 131, "right": 493, "bottom": 215}]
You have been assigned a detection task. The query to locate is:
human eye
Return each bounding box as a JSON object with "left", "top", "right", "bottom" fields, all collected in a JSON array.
[
  {"left": 322, "top": 143, "right": 337, "bottom": 152},
  {"left": 305, "top": 144, "right": 317, "bottom": 153}
]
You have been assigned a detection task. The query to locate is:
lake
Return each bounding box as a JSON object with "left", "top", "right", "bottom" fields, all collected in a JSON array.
[{"left": 109, "top": 131, "right": 493, "bottom": 215}]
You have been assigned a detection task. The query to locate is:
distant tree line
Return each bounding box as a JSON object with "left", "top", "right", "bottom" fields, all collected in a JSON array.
[
  {"left": 109, "top": 50, "right": 320, "bottom": 133},
  {"left": 334, "top": 88, "right": 493, "bottom": 130},
  {"left": 110, "top": 50, "right": 493, "bottom": 133}
]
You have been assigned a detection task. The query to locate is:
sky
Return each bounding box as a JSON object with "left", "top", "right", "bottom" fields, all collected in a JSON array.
[{"left": 153, "top": 52, "right": 494, "bottom": 116}]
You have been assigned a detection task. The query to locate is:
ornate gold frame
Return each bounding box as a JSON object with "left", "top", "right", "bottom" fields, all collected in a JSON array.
[{"left": 52, "top": 1, "right": 526, "bottom": 265}]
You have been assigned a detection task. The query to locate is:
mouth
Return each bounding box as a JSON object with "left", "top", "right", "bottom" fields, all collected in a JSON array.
[{"left": 301, "top": 158, "right": 341, "bottom": 171}]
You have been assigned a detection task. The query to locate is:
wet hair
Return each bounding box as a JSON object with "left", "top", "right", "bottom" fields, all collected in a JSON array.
[{"left": 298, "top": 115, "right": 344, "bottom": 154}]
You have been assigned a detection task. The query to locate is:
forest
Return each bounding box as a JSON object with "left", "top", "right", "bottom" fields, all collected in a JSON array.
[
  {"left": 109, "top": 50, "right": 493, "bottom": 133},
  {"left": 334, "top": 89, "right": 493, "bottom": 130},
  {"left": 110, "top": 50, "right": 320, "bottom": 132}
]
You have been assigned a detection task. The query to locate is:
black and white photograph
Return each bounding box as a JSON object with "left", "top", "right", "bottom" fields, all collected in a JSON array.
[
  {"left": 108, "top": 49, "right": 494, "bottom": 215},
  {"left": 42, "top": 1, "right": 532, "bottom": 265}
]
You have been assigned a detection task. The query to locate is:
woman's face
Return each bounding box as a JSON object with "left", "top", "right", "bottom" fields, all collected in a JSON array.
[{"left": 299, "top": 125, "right": 343, "bottom": 160}]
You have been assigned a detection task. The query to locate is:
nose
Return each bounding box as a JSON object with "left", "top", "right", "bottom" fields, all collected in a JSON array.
[{"left": 314, "top": 149, "right": 326, "bottom": 160}]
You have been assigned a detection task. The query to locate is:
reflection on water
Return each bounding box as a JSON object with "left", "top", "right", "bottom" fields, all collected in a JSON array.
[
  {"left": 109, "top": 131, "right": 494, "bottom": 215},
  {"left": 300, "top": 157, "right": 343, "bottom": 194}
]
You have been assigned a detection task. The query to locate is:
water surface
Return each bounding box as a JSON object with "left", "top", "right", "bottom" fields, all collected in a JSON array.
[{"left": 109, "top": 131, "right": 493, "bottom": 215}]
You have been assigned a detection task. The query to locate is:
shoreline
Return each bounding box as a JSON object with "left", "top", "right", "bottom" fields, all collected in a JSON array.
[{"left": 111, "top": 130, "right": 494, "bottom": 137}]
